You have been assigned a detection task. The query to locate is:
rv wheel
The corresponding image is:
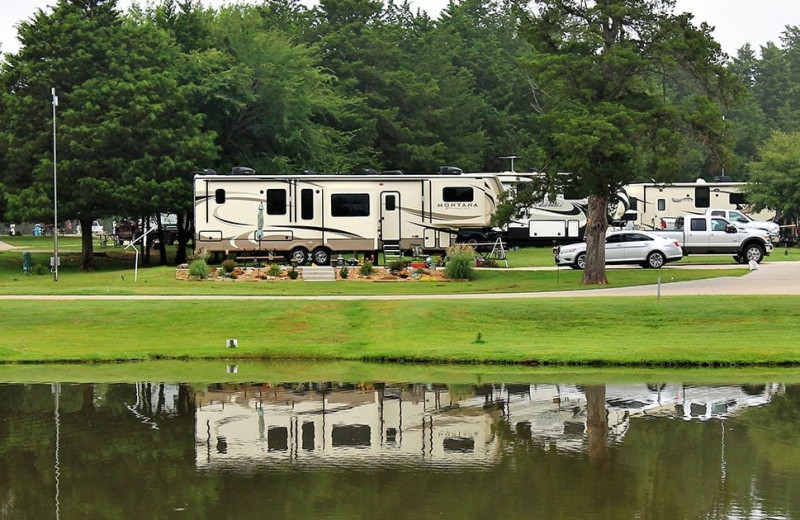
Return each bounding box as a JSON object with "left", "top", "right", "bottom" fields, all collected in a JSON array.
[
  {"left": 311, "top": 247, "right": 332, "bottom": 266},
  {"left": 289, "top": 247, "right": 309, "bottom": 265}
]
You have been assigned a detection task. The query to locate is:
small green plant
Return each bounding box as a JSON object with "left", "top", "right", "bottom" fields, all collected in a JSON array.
[
  {"left": 339, "top": 265, "right": 349, "bottom": 279},
  {"left": 267, "top": 263, "right": 282, "bottom": 276},
  {"left": 444, "top": 253, "right": 474, "bottom": 280},
  {"left": 32, "top": 264, "right": 49, "bottom": 275},
  {"left": 288, "top": 266, "right": 299, "bottom": 279},
  {"left": 473, "top": 332, "right": 486, "bottom": 344},
  {"left": 387, "top": 259, "right": 407, "bottom": 272},
  {"left": 188, "top": 259, "right": 209, "bottom": 279},
  {"left": 359, "top": 261, "right": 374, "bottom": 276},
  {"left": 221, "top": 259, "right": 237, "bottom": 273}
]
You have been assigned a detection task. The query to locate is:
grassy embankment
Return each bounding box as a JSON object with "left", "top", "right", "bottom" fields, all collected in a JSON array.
[{"left": 1, "top": 236, "right": 799, "bottom": 369}]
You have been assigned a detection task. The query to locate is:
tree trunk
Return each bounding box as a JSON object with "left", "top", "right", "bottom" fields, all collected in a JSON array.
[
  {"left": 581, "top": 193, "right": 610, "bottom": 284},
  {"left": 174, "top": 212, "right": 191, "bottom": 265},
  {"left": 585, "top": 385, "right": 608, "bottom": 459},
  {"left": 79, "top": 215, "right": 95, "bottom": 271}
]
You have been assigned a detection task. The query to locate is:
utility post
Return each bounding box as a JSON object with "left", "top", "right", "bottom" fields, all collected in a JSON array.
[{"left": 52, "top": 87, "right": 59, "bottom": 282}]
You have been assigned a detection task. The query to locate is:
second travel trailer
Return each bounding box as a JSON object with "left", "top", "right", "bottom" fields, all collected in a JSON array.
[
  {"left": 194, "top": 168, "right": 505, "bottom": 265},
  {"left": 496, "top": 172, "right": 589, "bottom": 245},
  {"left": 614, "top": 179, "right": 777, "bottom": 232}
]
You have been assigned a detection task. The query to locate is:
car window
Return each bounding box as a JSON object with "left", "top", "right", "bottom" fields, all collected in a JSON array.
[
  {"left": 624, "top": 233, "right": 650, "bottom": 242},
  {"left": 606, "top": 234, "right": 625, "bottom": 244},
  {"left": 690, "top": 219, "right": 707, "bottom": 232},
  {"left": 711, "top": 218, "right": 727, "bottom": 232}
]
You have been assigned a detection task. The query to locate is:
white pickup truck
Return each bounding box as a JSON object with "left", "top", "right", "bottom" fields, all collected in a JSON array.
[
  {"left": 705, "top": 209, "right": 780, "bottom": 242},
  {"left": 655, "top": 215, "right": 773, "bottom": 263}
]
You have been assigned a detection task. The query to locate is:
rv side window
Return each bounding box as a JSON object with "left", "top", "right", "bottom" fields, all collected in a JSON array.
[
  {"left": 301, "top": 189, "right": 314, "bottom": 220},
  {"left": 442, "top": 187, "right": 474, "bottom": 202},
  {"left": 657, "top": 199, "right": 666, "bottom": 211},
  {"left": 695, "top": 187, "right": 710, "bottom": 208},
  {"left": 629, "top": 197, "right": 639, "bottom": 211},
  {"left": 331, "top": 194, "right": 370, "bottom": 217},
  {"left": 689, "top": 218, "right": 707, "bottom": 232},
  {"left": 215, "top": 189, "right": 226, "bottom": 204},
  {"left": 266, "top": 189, "right": 287, "bottom": 215},
  {"left": 729, "top": 192, "right": 747, "bottom": 205}
]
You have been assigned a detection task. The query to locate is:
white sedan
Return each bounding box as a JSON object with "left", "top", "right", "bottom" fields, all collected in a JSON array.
[{"left": 554, "top": 230, "right": 683, "bottom": 269}]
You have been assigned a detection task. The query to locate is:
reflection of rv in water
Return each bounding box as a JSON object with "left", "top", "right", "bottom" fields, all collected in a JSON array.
[
  {"left": 613, "top": 179, "right": 777, "bottom": 232},
  {"left": 193, "top": 382, "right": 782, "bottom": 471}
]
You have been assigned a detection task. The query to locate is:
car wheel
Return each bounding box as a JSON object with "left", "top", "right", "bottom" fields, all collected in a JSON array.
[
  {"left": 311, "top": 247, "right": 332, "bottom": 266},
  {"left": 743, "top": 243, "right": 765, "bottom": 263},
  {"left": 289, "top": 247, "right": 309, "bottom": 266},
  {"left": 645, "top": 251, "right": 665, "bottom": 268},
  {"left": 574, "top": 252, "right": 586, "bottom": 270}
]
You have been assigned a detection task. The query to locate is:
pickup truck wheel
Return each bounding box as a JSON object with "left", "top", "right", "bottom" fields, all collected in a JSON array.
[
  {"left": 645, "top": 251, "right": 665, "bottom": 268},
  {"left": 574, "top": 252, "right": 586, "bottom": 270},
  {"left": 743, "top": 243, "right": 765, "bottom": 263}
]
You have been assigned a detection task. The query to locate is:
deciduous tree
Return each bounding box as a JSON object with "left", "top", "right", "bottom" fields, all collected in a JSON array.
[{"left": 515, "top": 0, "right": 740, "bottom": 283}]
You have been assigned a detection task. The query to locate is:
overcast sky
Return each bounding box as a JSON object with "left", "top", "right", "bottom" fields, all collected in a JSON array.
[{"left": 1, "top": 0, "right": 798, "bottom": 57}]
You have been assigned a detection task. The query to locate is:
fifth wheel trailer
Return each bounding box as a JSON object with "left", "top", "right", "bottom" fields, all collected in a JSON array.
[{"left": 194, "top": 169, "right": 505, "bottom": 265}]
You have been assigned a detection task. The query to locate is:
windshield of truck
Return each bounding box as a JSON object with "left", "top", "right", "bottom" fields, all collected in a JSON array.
[{"left": 729, "top": 211, "right": 751, "bottom": 223}]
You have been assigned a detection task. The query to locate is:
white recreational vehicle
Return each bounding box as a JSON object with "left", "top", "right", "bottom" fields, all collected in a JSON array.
[
  {"left": 614, "top": 179, "right": 776, "bottom": 232},
  {"left": 194, "top": 168, "right": 504, "bottom": 264},
  {"left": 496, "top": 172, "right": 589, "bottom": 245}
]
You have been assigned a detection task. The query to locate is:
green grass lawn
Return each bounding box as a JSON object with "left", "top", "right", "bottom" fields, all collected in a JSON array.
[
  {"left": 1, "top": 296, "right": 799, "bottom": 367},
  {"left": 2, "top": 237, "right": 799, "bottom": 369}
]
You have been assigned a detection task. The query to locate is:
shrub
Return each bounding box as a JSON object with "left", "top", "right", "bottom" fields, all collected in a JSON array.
[
  {"left": 221, "top": 259, "right": 237, "bottom": 273},
  {"left": 339, "top": 265, "right": 349, "bottom": 279},
  {"left": 444, "top": 253, "right": 474, "bottom": 280},
  {"left": 267, "top": 263, "right": 282, "bottom": 276},
  {"left": 188, "top": 259, "right": 209, "bottom": 279},
  {"left": 359, "top": 261, "right": 374, "bottom": 276},
  {"left": 32, "top": 264, "right": 49, "bottom": 275},
  {"left": 387, "top": 259, "right": 407, "bottom": 272},
  {"left": 446, "top": 243, "right": 475, "bottom": 257},
  {"left": 288, "top": 266, "right": 299, "bottom": 279}
]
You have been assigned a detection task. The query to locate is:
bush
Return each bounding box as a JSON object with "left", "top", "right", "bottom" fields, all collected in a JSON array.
[
  {"left": 387, "top": 259, "right": 407, "bottom": 272},
  {"left": 359, "top": 261, "right": 374, "bottom": 276},
  {"left": 267, "top": 263, "right": 282, "bottom": 276},
  {"left": 339, "top": 265, "right": 349, "bottom": 279},
  {"left": 221, "top": 259, "right": 237, "bottom": 273},
  {"left": 32, "top": 264, "right": 49, "bottom": 275},
  {"left": 444, "top": 253, "right": 474, "bottom": 280},
  {"left": 288, "top": 266, "right": 299, "bottom": 279},
  {"left": 188, "top": 259, "right": 209, "bottom": 279}
]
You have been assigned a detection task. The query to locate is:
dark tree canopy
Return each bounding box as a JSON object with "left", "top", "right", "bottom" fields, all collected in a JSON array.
[{"left": 512, "top": 0, "right": 741, "bottom": 283}]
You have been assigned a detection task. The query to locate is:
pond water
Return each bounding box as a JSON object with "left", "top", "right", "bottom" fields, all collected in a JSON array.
[{"left": 1, "top": 379, "right": 798, "bottom": 519}]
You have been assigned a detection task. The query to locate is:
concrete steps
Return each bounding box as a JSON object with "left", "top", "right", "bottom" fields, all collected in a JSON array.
[{"left": 301, "top": 266, "right": 336, "bottom": 282}]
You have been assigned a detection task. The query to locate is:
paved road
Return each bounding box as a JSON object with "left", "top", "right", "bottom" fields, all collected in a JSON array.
[{"left": 1, "top": 239, "right": 797, "bottom": 298}]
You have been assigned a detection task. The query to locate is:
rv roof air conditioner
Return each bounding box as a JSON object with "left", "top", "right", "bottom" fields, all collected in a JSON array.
[
  {"left": 713, "top": 175, "right": 733, "bottom": 183},
  {"left": 300, "top": 170, "right": 317, "bottom": 175},
  {"left": 230, "top": 166, "right": 255, "bottom": 175},
  {"left": 357, "top": 168, "right": 378, "bottom": 175},
  {"left": 439, "top": 166, "right": 463, "bottom": 175},
  {"left": 382, "top": 170, "right": 403, "bottom": 175},
  {"left": 193, "top": 169, "right": 217, "bottom": 175}
]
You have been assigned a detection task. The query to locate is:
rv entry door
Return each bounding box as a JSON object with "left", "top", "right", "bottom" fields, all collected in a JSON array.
[{"left": 380, "top": 191, "right": 401, "bottom": 243}]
